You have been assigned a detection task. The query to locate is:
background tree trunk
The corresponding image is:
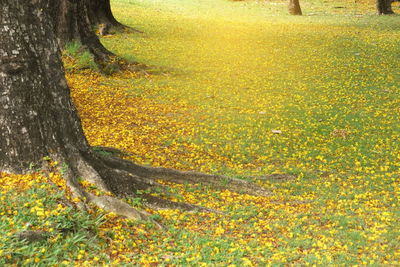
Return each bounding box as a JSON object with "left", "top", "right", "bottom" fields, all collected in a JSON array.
[
  {"left": 377, "top": 0, "right": 395, "bottom": 14},
  {"left": 87, "top": 0, "right": 126, "bottom": 29},
  {"left": 49, "top": 0, "right": 115, "bottom": 62},
  {"left": 288, "top": 0, "right": 302, "bottom": 15}
]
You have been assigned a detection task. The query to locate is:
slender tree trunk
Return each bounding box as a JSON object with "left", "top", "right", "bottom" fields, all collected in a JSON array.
[
  {"left": 377, "top": 0, "right": 395, "bottom": 14},
  {"left": 288, "top": 0, "right": 302, "bottom": 15}
]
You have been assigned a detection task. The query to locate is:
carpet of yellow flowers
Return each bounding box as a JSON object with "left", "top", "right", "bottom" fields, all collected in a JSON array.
[{"left": 1, "top": 0, "right": 400, "bottom": 265}]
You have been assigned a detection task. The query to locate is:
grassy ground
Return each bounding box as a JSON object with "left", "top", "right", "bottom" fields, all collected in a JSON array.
[{"left": 1, "top": 0, "right": 400, "bottom": 265}]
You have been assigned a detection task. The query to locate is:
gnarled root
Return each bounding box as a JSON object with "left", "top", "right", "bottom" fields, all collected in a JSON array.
[
  {"left": 97, "top": 155, "right": 272, "bottom": 197},
  {"left": 45, "top": 149, "right": 271, "bottom": 225}
]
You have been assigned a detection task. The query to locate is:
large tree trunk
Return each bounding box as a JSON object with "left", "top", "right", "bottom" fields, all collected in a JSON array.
[
  {"left": 288, "top": 0, "right": 302, "bottom": 15},
  {"left": 49, "top": 0, "right": 114, "bottom": 62},
  {"left": 1, "top": 0, "right": 270, "bottom": 221},
  {"left": 377, "top": 0, "right": 395, "bottom": 14},
  {"left": 87, "top": 0, "right": 125, "bottom": 29},
  {"left": 87, "top": 0, "right": 143, "bottom": 35},
  {"left": 1, "top": 0, "right": 91, "bottom": 173}
]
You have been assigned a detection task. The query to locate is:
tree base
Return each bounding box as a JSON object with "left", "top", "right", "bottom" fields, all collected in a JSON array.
[{"left": 42, "top": 149, "right": 271, "bottom": 225}]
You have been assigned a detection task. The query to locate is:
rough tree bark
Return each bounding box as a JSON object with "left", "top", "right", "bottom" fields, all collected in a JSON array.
[
  {"left": 86, "top": 0, "right": 143, "bottom": 35},
  {"left": 1, "top": 0, "right": 270, "bottom": 222},
  {"left": 49, "top": 0, "right": 114, "bottom": 63},
  {"left": 288, "top": 0, "right": 302, "bottom": 15},
  {"left": 376, "top": 0, "right": 395, "bottom": 14},
  {"left": 87, "top": 0, "right": 125, "bottom": 29}
]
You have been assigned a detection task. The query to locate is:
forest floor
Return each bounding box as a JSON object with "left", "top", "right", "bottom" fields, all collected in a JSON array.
[{"left": 1, "top": 0, "right": 400, "bottom": 265}]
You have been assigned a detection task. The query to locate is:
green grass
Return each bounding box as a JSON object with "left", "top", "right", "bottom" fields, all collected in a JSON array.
[
  {"left": 104, "top": 0, "right": 399, "bottom": 264},
  {"left": 0, "top": 176, "right": 107, "bottom": 265},
  {"left": 64, "top": 41, "right": 98, "bottom": 71},
  {"left": 2, "top": 0, "right": 400, "bottom": 265},
  {"left": 104, "top": 0, "right": 400, "bottom": 176}
]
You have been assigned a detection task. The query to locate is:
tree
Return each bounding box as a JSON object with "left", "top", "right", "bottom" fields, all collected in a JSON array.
[
  {"left": 288, "top": 0, "right": 302, "bottom": 15},
  {"left": 49, "top": 0, "right": 142, "bottom": 70},
  {"left": 87, "top": 0, "right": 128, "bottom": 30},
  {"left": 0, "top": 0, "right": 269, "bottom": 221},
  {"left": 49, "top": 0, "right": 116, "bottom": 63},
  {"left": 376, "top": 0, "right": 395, "bottom": 14}
]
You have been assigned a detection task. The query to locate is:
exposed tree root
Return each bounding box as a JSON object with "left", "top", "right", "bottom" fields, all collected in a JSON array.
[
  {"left": 2, "top": 0, "right": 253, "bottom": 228},
  {"left": 254, "top": 173, "right": 297, "bottom": 182},
  {"left": 95, "top": 155, "right": 272, "bottom": 197},
  {"left": 93, "top": 54, "right": 150, "bottom": 75},
  {"left": 54, "top": 161, "right": 162, "bottom": 228},
  {"left": 42, "top": 149, "right": 271, "bottom": 225},
  {"left": 88, "top": 194, "right": 150, "bottom": 221},
  {"left": 15, "top": 230, "right": 49, "bottom": 243},
  {"left": 127, "top": 27, "right": 144, "bottom": 34},
  {"left": 107, "top": 23, "right": 144, "bottom": 34},
  {"left": 92, "top": 146, "right": 132, "bottom": 157}
]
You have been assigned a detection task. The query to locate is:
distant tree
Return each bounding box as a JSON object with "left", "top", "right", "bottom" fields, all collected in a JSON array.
[
  {"left": 377, "top": 0, "right": 395, "bottom": 14},
  {"left": 288, "top": 0, "right": 302, "bottom": 15},
  {"left": 1, "top": 0, "right": 269, "bottom": 221}
]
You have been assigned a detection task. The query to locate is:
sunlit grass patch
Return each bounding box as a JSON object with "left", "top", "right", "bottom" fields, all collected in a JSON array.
[
  {"left": 0, "top": 172, "right": 108, "bottom": 265},
  {"left": 67, "top": 0, "right": 400, "bottom": 264},
  {"left": 2, "top": 0, "right": 400, "bottom": 265},
  {"left": 63, "top": 42, "right": 99, "bottom": 72}
]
